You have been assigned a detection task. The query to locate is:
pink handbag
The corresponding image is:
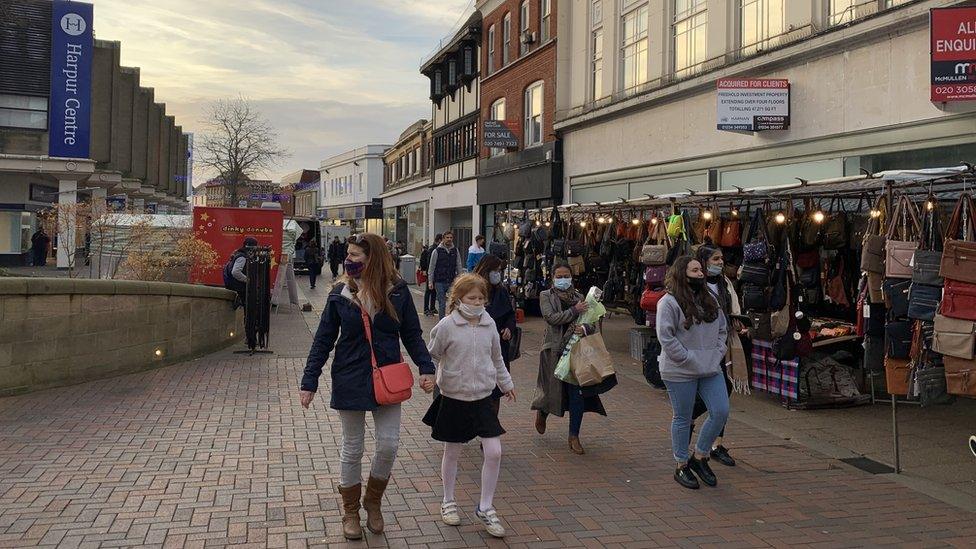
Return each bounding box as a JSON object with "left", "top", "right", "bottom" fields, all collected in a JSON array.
[{"left": 884, "top": 196, "right": 921, "bottom": 279}]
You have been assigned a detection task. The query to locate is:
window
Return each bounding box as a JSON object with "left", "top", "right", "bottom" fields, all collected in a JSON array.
[
  {"left": 489, "top": 99, "right": 506, "bottom": 157},
  {"left": 520, "top": 2, "right": 530, "bottom": 55},
  {"left": 620, "top": 4, "right": 649, "bottom": 91},
  {"left": 503, "top": 14, "right": 511, "bottom": 65},
  {"left": 433, "top": 120, "right": 479, "bottom": 168},
  {"left": 829, "top": 0, "right": 857, "bottom": 26},
  {"left": 673, "top": 0, "right": 707, "bottom": 77},
  {"left": 487, "top": 25, "right": 496, "bottom": 74},
  {"left": 0, "top": 94, "right": 47, "bottom": 130},
  {"left": 885, "top": 0, "right": 910, "bottom": 7},
  {"left": 524, "top": 82, "right": 543, "bottom": 148},
  {"left": 740, "top": 0, "right": 784, "bottom": 55},
  {"left": 591, "top": 0, "right": 602, "bottom": 23},
  {"left": 359, "top": 173, "right": 364, "bottom": 192},
  {"left": 448, "top": 60, "right": 457, "bottom": 86},
  {"left": 592, "top": 29, "right": 604, "bottom": 99},
  {"left": 541, "top": 0, "right": 551, "bottom": 42}
]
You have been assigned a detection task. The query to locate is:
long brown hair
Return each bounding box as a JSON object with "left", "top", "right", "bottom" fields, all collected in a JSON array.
[
  {"left": 472, "top": 254, "right": 505, "bottom": 281},
  {"left": 665, "top": 255, "right": 719, "bottom": 330},
  {"left": 446, "top": 273, "right": 488, "bottom": 314},
  {"left": 343, "top": 233, "right": 399, "bottom": 321}
]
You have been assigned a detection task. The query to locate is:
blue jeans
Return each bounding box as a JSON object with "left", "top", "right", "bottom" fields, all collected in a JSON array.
[
  {"left": 566, "top": 383, "right": 584, "bottom": 436},
  {"left": 664, "top": 374, "right": 730, "bottom": 463},
  {"left": 435, "top": 282, "right": 451, "bottom": 318}
]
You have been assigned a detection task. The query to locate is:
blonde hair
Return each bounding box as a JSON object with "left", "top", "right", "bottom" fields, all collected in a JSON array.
[{"left": 446, "top": 273, "right": 488, "bottom": 314}]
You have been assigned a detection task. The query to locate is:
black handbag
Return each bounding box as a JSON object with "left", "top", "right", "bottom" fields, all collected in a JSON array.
[
  {"left": 773, "top": 331, "right": 799, "bottom": 361},
  {"left": 907, "top": 283, "right": 941, "bottom": 321},
  {"left": 742, "top": 284, "right": 769, "bottom": 312},
  {"left": 866, "top": 302, "right": 886, "bottom": 337},
  {"left": 822, "top": 198, "right": 848, "bottom": 250},
  {"left": 885, "top": 320, "right": 912, "bottom": 359},
  {"left": 917, "top": 353, "right": 954, "bottom": 406},
  {"left": 748, "top": 311, "right": 773, "bottom": 340},
  {"left": 912, "top": 250, "right": 943, "bottom": 286},
  {"left": 883, "top": 278, "right": 910, "bottom": 318},
  {"left": 508, "top": 327, "right": 523, "bottom": 362},
  {"left": 740, "top": 264, "right": 771, "bottom": 286},
  {"left": 642, "top": 339, "right": 665, "bottom": 389},
  {"left": 489, "top": 242, "right": 509, "bottom": 260},
  {"left": 566, "top": 240, "right": 585, "bottom": 257}
]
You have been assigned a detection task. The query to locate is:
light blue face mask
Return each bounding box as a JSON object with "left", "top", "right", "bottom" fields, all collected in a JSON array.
[{"left": 553, "top": 277, "right": 573, "bottom": 291}]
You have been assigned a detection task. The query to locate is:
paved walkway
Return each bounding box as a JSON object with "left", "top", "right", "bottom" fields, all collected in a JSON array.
[{"left": 0, "top": 275, "right": 975, "bottom": 548}]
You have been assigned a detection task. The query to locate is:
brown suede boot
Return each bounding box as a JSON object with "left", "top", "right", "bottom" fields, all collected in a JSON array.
[
  {"left": 535, "top": 411, "right": 547, "bottom": 434},
  {"left": 337, "top": 484, "right": 363, "bottom": 540},
  {"left": 569, "top": 435, "right": 585, "bottom": 455},
  {"left": 362, "top": 476, "right": 390, "bottom": 534}
]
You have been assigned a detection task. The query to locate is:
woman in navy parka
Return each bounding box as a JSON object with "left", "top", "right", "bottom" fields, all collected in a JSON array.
[{"left": 300, "top": 233, "right": 435, "bottom": 540}]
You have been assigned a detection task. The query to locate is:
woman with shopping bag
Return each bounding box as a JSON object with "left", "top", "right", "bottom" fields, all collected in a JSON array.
[
  {"left": 531, "top": 264, "right": 617, "bottom": 455},
  {"left": 656, "top": 256, "right": 730, "bottom": 490}
]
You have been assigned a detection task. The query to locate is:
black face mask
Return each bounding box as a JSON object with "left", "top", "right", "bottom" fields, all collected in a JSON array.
[{"left": 688, "top": 277, "right": 705, "bottom": 290}]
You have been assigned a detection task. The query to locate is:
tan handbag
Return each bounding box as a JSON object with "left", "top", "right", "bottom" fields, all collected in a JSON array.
[
  {"left": 932, "top": 313, "right": 976, "bottom": 359},
  {"left": 884, "top": 356, "right": 911, "bottom": 396},
  {"left": 940, "top": 193, "right": 976, "bottom": 284},
  {"left": 943, "top": 355, "right": 976, "bottom": 397},
  {"left": 867, "top": 271, "right": 885, "bottom": 304},
  {"left": 639, "top": 217, "right": 669, "bottom": 266},
  {"left": 860, "top": 196, "right": 887, "bottom": 274},
  {"left": 883, "top": 196, "right": 921, "bottom": 279}
]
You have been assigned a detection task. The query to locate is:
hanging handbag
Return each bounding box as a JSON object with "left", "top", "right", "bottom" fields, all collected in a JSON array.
[
  {"left": 932, "top": 313, "right": 976, "bottom": 359},
  {"left": 944, "top": 356, "right": 976, "bottom": 397},
  {"left": 867, "top": 271, "right": 885, "bottom": 304},
  {"left": 860, "top": 195, "right": 887, "bottom": 273},
  {"left": 883, "top": 195, "right": 921, "bottom": 279},
  {"left": 907, "top": 283, "right": 941, "bottom": 322},
  {"left": 884, "top": 320, "right": 912, "bottom": 359},
  {"left": 939, "top": 279, "right": 976, "bottom": 321},
  {"left": 639, "top": 219, "right": 668, "bottom": 265},
  {"left": 916, "top": 354, "right": 954, "bottom": 406},
  {"left": 640, "top": 287, "right": 666, "bottom": 312},
  {"left": 748, "top": 310, "right": 773, "bottom": 340},
  {"left": 799, "top": 200, "right": 821, "bottom": 250},
  {"left": 706, "top": 212, "right": 724, "bottom": 245},
  {"left": 508, "top": 326, "right": 523, "bottom": 361},
  {"left": 743, "top": 208, "right": 770, "bottom": 263},
  {"left": 666, "top": 213, "right": 684, "bottom": 239},
  {"left": 644, "top": 265, "right": 667, "bottom": 286},
  {"left": 884, "top": 356, "right": 911, "bottom": 395},
  {"left": 359, "top": 307, "right": 414, "bottom": 406},
  {"left": 719, "top": 215, "right": 742, "bottom": 247},
  {"left": 822, "top": 197, "right": 848, "bottom": 250},
  {"left": 742, "top": 284, "right": 769, "bottom": 311},
  {"left": 825, "top": 255, "right": 850, "bottom": 308},
  {"left": 940, "top": 193, "right": 976, "bottom": 284},
  {"left": 882, "top": 278, "right": 910, "bottom": 317},
  {"left": 740, "top": 263, "right": 771, "bottom": 286},
  {"left": 912, "top": 196, "right": 944, "bottom": 286}
]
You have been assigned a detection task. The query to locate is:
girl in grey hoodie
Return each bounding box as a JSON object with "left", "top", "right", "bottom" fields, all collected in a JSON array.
[{"left": 656, "top": 256, "right": 730, "bottom": 490}]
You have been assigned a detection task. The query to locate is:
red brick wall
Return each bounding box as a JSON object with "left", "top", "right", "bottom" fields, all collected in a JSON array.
[{"left": 481, "top": 0, "right": 557, "bottom": 159}]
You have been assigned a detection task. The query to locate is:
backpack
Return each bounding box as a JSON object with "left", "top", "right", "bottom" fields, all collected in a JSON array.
[{"left": 223, "top": 251, "right": 245, "bottom": 290}]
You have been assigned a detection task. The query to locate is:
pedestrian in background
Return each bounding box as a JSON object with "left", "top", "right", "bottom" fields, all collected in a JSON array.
[
  {"left": 656, "top": 255, "right": 730, "bottom": 490},
  {"left": 466, "top": 235, "right": 486, "bottom": 271},
  {"left": 692, "top": 245, "right": 745, "bottom": 467},
  {"left": 300, "top": 233, "right": 436, "bottom": 540},
  {"left": 420, "top": 234, "right": 442, "bottom": 316},
  {"left": 327, "top": 236, "right": 343, "bottom": 279},
  {"left": 30, "top": 226, "right": 50, "bottom": 267},
  {"left": 531, "top": 264, "right": 614, "bottom": 455},
  {"left": 472, "top": 254, "right": 517, "bottom": 416},
  {"left": 423, "top": 273, "right": 515, "bottom": 538},
  {"left": 427, "top": 231, "right": 463, "bottom": 319},
  {"left": 304, "top": 239, "right": 324, "bottom": 289}
]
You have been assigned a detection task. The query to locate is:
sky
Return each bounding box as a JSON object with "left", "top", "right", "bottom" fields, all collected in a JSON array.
[{"left": 91, "top": 0, "right": 474, "bottom": 185}]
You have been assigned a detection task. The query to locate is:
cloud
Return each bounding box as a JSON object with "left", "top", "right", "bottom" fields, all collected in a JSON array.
[{"left": 91, "top": 0, "right": 469, "bottom": 182}]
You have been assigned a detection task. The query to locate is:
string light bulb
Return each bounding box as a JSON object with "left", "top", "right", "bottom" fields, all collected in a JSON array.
[
  {"left": 731, "top": 209, "right": 739, "bottom": 217},
  {"left": 926, "top": 201, "right": 934, "bottom": 211},
  {"left": 608, "top": 217, "right": 614, "bottom": 223},
  {"left": 812, "top": 211, "right": 825, "bottom": 223},
  {"left": 774, "top": 212, "right": 786, "bottom": 224},
  {"left": 702, "top": 209, "right": 713, "bottom": 221},
  {"left": 869, "top": 209, "right": 881, "bottom": 218},
  {"left": 597, "top": 216, "right": 606, "bottom": 224},
  {"left": 502, "top": 222, "right": 509, "bottom": 228},
  {"left": 631, "top": 218, "right": 641, "bottom": 225},
  {"left": 535, "top": 220, "right": 541, "bottom": 227},
  {"left": 544, "top": 221, "right": 551, "bottom": 227},
  {"left": 579, "top": 221, "right": 587, "bottom": 228},
  {"left": 650, "top": 218, "right": 658, "bottom": 225}
]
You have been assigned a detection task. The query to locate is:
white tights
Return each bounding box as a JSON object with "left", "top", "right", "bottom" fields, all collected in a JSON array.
[{"left": 441, "top": 437, "right": 502, "bottom": 511}]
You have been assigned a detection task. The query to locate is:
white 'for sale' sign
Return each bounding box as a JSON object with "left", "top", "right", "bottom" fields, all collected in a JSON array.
[{"left": 716, "top": 78, "right": 790, "bottom": 132}]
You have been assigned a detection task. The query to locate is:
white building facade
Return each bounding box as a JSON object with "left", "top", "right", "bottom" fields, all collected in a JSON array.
[
  {"left": 556, "top": 0, "right": 976, "bottom": 203},
  {"left": 319, "top": 145, "right": 389, "bottom": 233},
  {"left": 421, "top": 8, "right": 482, "bottom": 254}
]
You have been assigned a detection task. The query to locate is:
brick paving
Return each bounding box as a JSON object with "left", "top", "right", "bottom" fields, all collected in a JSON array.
[{"left": 1, "top": 279, "right": 975, "bottom": 547}]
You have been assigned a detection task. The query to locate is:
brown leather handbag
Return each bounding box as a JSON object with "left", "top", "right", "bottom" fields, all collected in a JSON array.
[
  {"left": 940, "top": 193, "right": 976, "bottom": 284},
  {"left": 883, "top": 195, "right": 921, "bottom": 279},
  {"left": 720, "top": 215, "right": 742, "bottom": 247},
  {"left": 860, "top": 196, "right": 887, "bottom": 274},
  {"left": 884, "top": 356, "right": 911, "bottom": 396},
  {"left": 944, "top": 355, "right": 976, "bottom": 397}
]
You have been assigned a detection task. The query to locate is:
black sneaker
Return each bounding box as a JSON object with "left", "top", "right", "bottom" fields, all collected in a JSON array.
[
  {"left": 688, "top": 456, "right": 717, "bottom": 487},
  {"left": 674, "top": 464, "right": 700, "bottom": 490},
  {"left": 710, "top": 445, "right": 736, "bottom": 467}
]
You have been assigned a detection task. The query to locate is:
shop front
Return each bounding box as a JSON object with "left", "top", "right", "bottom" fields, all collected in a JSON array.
[
  {"left": 478, "top": 141, "right": 563, "bottom": 240},
  {"left": 318, "top": 203, "right": 382, "bottom": 234}
]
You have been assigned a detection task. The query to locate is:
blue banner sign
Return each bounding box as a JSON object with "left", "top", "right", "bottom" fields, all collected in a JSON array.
[
  {"left": 49, "top": 1, "right": 94, "bottom": 159},
  {"left": 106, "top": 195, "right": 126, "bottom": 212}
]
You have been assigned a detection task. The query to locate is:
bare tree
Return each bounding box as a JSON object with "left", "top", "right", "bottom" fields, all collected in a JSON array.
[{"left": 197, "top": 97, "right": 288, "bottom": 206}]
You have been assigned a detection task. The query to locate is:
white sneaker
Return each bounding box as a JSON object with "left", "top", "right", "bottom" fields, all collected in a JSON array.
[
  {"left": 475, "top": 507, "right": 505, "bottom": 538},
  {"left": 440, "top": 501, "right": 461, "bottom": 526}
]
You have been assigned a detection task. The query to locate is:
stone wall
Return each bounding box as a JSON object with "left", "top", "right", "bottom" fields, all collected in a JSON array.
[{"left": 0, "top": 278, "right": 241, "bottom": 396}]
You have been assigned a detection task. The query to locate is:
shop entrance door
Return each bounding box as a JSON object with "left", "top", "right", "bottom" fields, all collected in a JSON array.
[{"left": 452, "top": 227, "right": 472, "bottom": 265}]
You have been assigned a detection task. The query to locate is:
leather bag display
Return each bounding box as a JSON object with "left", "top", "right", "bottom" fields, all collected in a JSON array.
[
  {"left": 932, "top": 313, "right": 975, "bottom": 359},
  {"left": 740, "top": 263, "right": 771, "bottom": 286},
  {"left": 883, "top": 195, "right": 921, "bottom": 279},
  {"left": 907, "top": 283, "right": 941, "bottom": 321},
  {"left": 882, "top": 278, "right": 910, "bottom": 318},
  {"left": 912, "top": 198, "right": 944, "bottom": 286},
  {"left": 860, "top": 196, "right": 887, "bottom": 274},
  {"left": 940, "top": 193, "right": 976, "bottom": 284},
  {"left": 742, "top": 285, "right": 769, "bottom": 312},
  {"left": 359, "top": 307, "right": 414, "bottom": 406},
  {"left": 884, "top": 356, "right": 911, "bottom": 396},
  {"left": 719, "top": 216, "right": 742, "bottom": 247},
  {"left": 885, "top": 320, "right": 912, "bottom": 359},
  {"left": 944, "top": 356, "right": 976, "bottom": 397},
  {"left": 639, "top": 218, "right": 669, "bottom": 266},
  {"left": 743, "top": 208, "right": 770, "bottom": 263},
  {"left": 939, "top": 279, "right": 976, "bottom": 321}
]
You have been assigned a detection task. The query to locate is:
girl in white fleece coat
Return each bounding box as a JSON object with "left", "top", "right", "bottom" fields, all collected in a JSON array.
[{"left": 423, "top": 274, "right": 515, "bottom": 538}]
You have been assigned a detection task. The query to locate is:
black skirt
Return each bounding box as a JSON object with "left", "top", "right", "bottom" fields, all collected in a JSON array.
[{"left": 423, "top": 394, "right": 505, "bottom": 443}]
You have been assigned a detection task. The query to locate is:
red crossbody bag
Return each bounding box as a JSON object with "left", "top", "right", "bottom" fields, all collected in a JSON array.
[{"left": 359, "top": 307, "right": 414, "bottom": 406}]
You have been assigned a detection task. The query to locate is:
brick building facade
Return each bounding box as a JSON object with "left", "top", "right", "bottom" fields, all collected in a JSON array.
[{"left": 477, "top": 0, "right": 561, "bottom": 239}]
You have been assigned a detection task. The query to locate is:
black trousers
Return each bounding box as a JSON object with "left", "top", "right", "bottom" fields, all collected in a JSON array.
[
  {"left": 424, "top": 285, "right": 437, "bottom": 313},
  {"left": 329, "top": 260, "right": 340, "bottom": 278}
]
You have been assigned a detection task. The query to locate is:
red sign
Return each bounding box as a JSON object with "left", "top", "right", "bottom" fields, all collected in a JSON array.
[
  {"left": 930, "top": 7, "right": 976, "bottom": 102},
  {"left": 191, "top": 207, "right": 284, "bottom": 286}
]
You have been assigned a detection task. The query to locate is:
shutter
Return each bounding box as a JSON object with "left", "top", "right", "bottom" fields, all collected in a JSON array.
[{"left": 0, "top": 0, "right": 52, "bottom": 96}]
